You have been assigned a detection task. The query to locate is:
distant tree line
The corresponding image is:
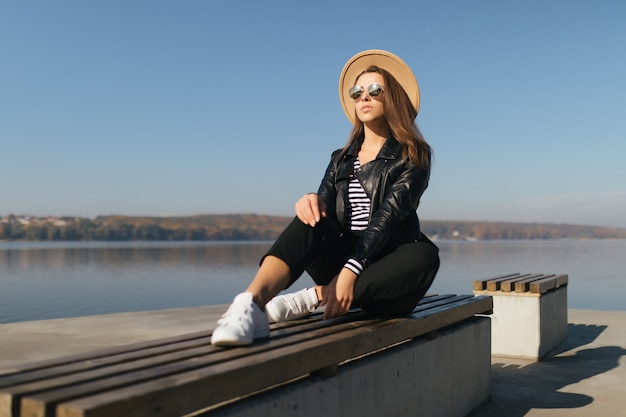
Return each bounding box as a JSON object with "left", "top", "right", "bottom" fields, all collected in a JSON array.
[
  {"left": 1, "top": 214, "right": 625, "bottom": 241},
  {"left": 0, "top": 214, "right": 291, "bottom": 242},
  {"left": 421, "top": 220, "right": 626, "bottom": 240}
]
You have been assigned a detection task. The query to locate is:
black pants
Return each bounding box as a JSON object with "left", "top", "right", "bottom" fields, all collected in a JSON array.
[{"left": 263, "top": 217, "right": 440, "bottom": 316}]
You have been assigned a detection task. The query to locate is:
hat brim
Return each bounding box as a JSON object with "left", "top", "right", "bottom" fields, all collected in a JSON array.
[{"left": 338, "top": 49, "right": 420, "bottom": 124}]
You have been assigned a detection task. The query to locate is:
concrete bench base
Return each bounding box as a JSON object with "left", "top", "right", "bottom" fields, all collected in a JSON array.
[
  {"left": 204, "top": 317, "right": 491, "bottom": 417},
  {"left": 474, "top": 273, "right": 568, "bottom": 360}
]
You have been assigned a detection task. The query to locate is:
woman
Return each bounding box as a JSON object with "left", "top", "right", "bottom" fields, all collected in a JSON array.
[{"left": 211, "top": 50, "right": 440, "bottom": 346}]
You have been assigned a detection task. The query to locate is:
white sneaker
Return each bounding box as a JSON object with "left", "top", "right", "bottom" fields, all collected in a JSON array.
[
  {"left": 211, "top": 292, "right": 269, "bottom": 346},
  {"left": 265, "top": 288, "right": 320, "bottom": 323}
]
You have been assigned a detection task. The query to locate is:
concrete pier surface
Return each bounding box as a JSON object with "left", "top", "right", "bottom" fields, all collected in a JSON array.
[{"left": 1, "top": 307, "right": 625, "bottom": 416}]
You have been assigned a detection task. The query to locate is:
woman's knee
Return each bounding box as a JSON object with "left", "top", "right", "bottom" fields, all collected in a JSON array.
[{"left": 406, "top": 240, "right": 440, "bottom": 270}]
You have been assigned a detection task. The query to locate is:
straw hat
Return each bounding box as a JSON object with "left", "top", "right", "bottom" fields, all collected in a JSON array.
[{"left": 338, "top": 49, "right": 420, "bottom": 123}]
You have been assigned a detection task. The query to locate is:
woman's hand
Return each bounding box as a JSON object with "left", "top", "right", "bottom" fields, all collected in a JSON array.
[
  {"left": 321, "top": 269, "right": 357, "bottom": 319},
  {"left": 295, "top": 193, "right": 326, "bottom": 227}
]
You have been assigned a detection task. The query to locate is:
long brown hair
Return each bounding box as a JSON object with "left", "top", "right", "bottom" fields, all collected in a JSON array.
[{"left": 343, "top": 66, "right": 432, "bottom": 170}]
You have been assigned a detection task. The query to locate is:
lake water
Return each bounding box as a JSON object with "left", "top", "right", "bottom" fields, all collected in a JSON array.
[{"left": 0, "top": 239, "right": 624, "bottom": 324}]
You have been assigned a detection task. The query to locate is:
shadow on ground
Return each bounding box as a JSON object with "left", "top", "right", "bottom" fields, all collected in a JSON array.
[{"left": 473, "top": 323, "right": 626, "bottom": 416}]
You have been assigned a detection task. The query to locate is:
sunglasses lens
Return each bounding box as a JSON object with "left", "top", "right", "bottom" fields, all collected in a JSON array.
[
  {"left": 349, "top": 86, "right": 363, "bottom": 100},
  {"left": 349, "top": 84, "right": 383, "bottom": 99},
  {"left": 368, "top": 84, "right": 383, "bottom": 97}
]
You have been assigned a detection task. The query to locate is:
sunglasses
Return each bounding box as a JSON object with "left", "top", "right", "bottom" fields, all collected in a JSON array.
[{"left": 348, "top": 83, "right": 384, "bottom": 100}]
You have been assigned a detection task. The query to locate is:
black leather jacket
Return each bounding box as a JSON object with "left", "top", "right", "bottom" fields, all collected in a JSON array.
[{"left": 317, "top": 135, "right": 430, "bottom": 268}]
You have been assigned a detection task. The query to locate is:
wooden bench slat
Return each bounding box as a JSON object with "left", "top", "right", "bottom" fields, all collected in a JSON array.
[
  {"left": 1, "top": 344, "right": 218, "bottom": 414},
  {"left": 50, "top": 296, "right": 492, "bottom": 417},
  {"left": 474, "top": 273, "right": 569, "bottom": 295},
  {"left": 473, "top": 273, "right": 521, "bottom": 291},
  {"left": 486, "top": 273, "right": 534, "bottom": 291},
  {"left": 514, "top": 274, "right": 556, "bottom": 293},
  {"left": 528, "top": 274, "right": 568, "bottom": 294},
  {"left": 0, "top": 331, "right": 215, "bottom": 378},
  {"left": 500, "top": 273, "right": 544, "bottom": 292},
  {"left": 0, "top": 337, "right": 217, "bottom": 390}
]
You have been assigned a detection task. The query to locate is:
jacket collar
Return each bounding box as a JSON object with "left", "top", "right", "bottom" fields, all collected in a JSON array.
[{"left": 344, "top": 135, "right": 402, "bottom": 161}]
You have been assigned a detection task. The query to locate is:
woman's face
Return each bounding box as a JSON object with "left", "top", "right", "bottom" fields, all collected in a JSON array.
[{"left": 352, "top": 72, "right": 386, "bottom": 123}]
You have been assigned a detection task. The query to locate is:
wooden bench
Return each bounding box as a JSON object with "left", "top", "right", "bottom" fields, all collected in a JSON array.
[
  {"left": 0, "top": 294, "right": 492, "bottom": 417},
  {"left": 473, "top": 273, "right": 568, "bottom": 360}
]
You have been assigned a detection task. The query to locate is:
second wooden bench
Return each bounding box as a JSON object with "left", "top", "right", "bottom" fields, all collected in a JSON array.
[{"left": 473, "top": 272, "right": 568, "bottom": 360}]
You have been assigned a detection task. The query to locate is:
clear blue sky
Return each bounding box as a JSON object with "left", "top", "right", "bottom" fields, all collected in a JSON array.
[{"left": 1, "top": 1, "right": 625, "bottom": 228}]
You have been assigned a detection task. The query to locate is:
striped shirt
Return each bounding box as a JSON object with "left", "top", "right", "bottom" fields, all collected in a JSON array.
[
  {"left": 347, "top": 158, "right": 370, "bottom": 232},
  {"left": 344, "top": 157, "right": 371, "bottom": 276}
]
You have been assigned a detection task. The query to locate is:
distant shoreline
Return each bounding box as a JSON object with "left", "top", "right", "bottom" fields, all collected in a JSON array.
[{"left": 2, "top": 214, "right": 626, "bottom": 241}]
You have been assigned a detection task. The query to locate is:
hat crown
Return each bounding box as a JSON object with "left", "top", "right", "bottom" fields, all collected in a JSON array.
[{"left": 338, "top": 49, "right": 420, "bottom": 123}]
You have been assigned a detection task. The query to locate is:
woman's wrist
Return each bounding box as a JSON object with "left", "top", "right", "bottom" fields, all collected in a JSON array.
[
  {"left": 343, "top": 258, "right": 363, "bottom": 276},
  {"left": 339, "top": 267, "right": 358, "bottom": 281}
]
